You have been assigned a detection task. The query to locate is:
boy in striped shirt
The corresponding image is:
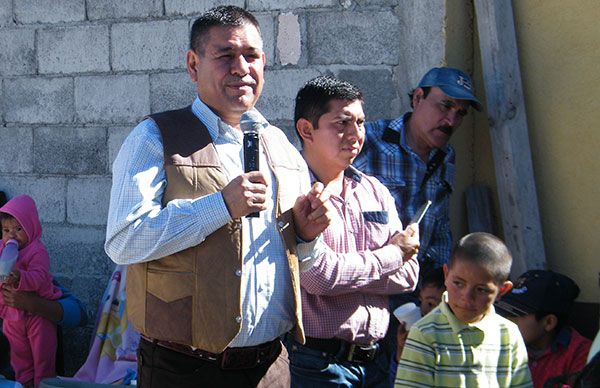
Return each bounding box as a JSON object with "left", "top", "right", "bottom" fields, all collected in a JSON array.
[{"left": 395, "top": 232, "right": 533, "bottom": 387}]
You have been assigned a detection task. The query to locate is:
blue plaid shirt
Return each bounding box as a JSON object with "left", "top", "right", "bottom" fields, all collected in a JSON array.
[{"left": 353, "top": 113, "right": 455, "bottom": 270}]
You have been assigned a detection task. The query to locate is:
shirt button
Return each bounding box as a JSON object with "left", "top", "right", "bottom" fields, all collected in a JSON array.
[
  {"left": 235, "top": 316, "right": 242, "bottom": 323},
  {"left": 235, "top": 269, "right": 242, "bottom": 277},
  {"left": 278, "top": 221, "right": 284, "bottom": 228}
]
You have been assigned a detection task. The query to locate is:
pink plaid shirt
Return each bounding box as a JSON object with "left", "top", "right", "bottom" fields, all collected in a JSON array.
[{"left": 300, "top": 167, "right": 419, "bottom": 345}]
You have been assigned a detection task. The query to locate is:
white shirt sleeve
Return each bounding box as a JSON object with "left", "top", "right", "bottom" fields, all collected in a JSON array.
[{"left": 104, "top": 118, "right": 232, "bottom": 265}]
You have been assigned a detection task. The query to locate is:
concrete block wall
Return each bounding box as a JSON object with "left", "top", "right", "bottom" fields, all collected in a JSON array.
[{"left": 0, "top": 0, "right": 449, "bottom": 375}]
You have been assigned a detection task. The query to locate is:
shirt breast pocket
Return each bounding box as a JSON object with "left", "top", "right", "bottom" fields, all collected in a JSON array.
[
  {"left": 362, "top": 211, "right": 389, "bottom": 224},
  {"left": 362, "top": 210, "right": 392, "bottom": 249}
]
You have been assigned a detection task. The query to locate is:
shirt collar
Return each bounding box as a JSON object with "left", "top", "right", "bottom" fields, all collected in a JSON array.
[
  {"left": 309, "top": 165, "right": 362, "bottom": 184},
  {"left": 552, "top": 326, "right": 573, "bottom": 351},
  {"left": 191, "top": 97, "right": 268, "bottom": 144},
  {"left": 440, "top": 291, "right": 497, "bottom": 334},
  {"left": 344, "top": 165, "right": 362, "bottom": 183}
]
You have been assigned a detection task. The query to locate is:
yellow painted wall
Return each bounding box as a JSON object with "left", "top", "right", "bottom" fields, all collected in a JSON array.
[
  {"left": 452, "top": 1, "right": 600, "bottom": 303},
  {"left": 510, "top": 0, "right": 600, "bottom": 303}
]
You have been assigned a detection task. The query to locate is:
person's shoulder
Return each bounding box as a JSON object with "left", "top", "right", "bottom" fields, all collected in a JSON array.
[
  {"left": 356, "top": 171, "right": 396, "bottom": 199},
  {"left": 365, "top": 118, "right": 392, "bottom": 133},
  {"left": 568, "top": 327, "right": 593, "bottom": 349},
  {"left": 413, "top": 307, "right": 452, "bottom": 336},
  {"left": 263, "top": 124, "right": 307, "bottom": 167},
  {"left": 490, "top": 311, "right": 526, "bottom": 341}
]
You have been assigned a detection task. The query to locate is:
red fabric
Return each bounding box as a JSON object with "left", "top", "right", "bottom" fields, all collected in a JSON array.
[{"left": 529, "top": 327, "right": 592, "bottom": 388}]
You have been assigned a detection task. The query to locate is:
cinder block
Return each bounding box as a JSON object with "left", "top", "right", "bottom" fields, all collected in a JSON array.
[
  {"left": 14, "top": 0, "right": 85, "bottom": 24},
  {"left": 34, "top": 127, "right": 107, "bottom": 174},
  {"left": 43, "top": 224, "right": 110, "bottom": 276},
  {"left": 0, "top": 175, "right": 67, "bottom": 223},
  {"left": 75, "top": 74, "right": 149, "bottom": 124},
  {"left": 165, "top": 0, "right": 244, "bottom": 16},
  {"left": 257, "top": 68, "right": 321, "bottom": 121},
  {"left": 38, "top": 26, "right": 109, "bottom": 75},
  {"left": 0, "top": 0, "right": 13, "bottom": 27},
  {"left": 307, "top": 11, "right": 400, "bottom": 65},
  {"left": 0, "top": 84, "right": 3, "bottom": 124},
  {"left": 69, "top": 275, "right": 112, "bottom": 314},
  {"left": 0, "top": 127, "right": 34, "bottom": 173},
  {"left": 67, "top": 177, "right": 112, "bottom": 226},
  {"left": 112, "top": 20, "right": 188, "bottom": 71},
  {"left": 337, "top": 68, "right": 399, "bottom": 120},
  {"left": 0, "top": 28, "right": 35, "bottom": 76},
  {"left": 3, "top": 77, "right": 74, "bottom": 124},
  {"left": 395, "top": 2, "right": 445, "bottom": 100},
  {"left": 87, "top": 0, "right": 163, "bottom": 20},
  {"left": 250, "top": 0, "right": 333, "bottom": 11},
  {"left": 255, "top": 13, "right": 275, "bottom": 64},
  {"left": 277, "top": 13, "right": 301, "bottom": 66},
  {"left": 108, "top": 126, "right": 132, "bottom": 169},
  {"left": 150, "top": 72, "right": 197, "bottom": 113}
]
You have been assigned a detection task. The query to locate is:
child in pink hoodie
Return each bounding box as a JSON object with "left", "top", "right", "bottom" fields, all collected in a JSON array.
[{"left": 0, "top": 195, "right": 62, "bottom": 388}]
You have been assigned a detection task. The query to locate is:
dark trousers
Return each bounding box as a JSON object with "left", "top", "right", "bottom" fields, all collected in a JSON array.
[{"left": 138, "top": 337, "right": 291, "bottom": 388}]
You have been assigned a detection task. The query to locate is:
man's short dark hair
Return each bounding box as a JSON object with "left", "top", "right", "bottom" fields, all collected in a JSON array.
[
  {"left": 449, "top": 232, "right": 512, "bottom": 284},
  {"left": 190, "top": 5, "right": 261, "bottom": 54},
  {"left": 294, "top": 75, "right": 363, "bottom": 130}
]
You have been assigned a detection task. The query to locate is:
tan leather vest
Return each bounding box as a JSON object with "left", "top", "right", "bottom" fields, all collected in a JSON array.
[{"left": 126, "top": 107, "right": 306, "bottom": 353}]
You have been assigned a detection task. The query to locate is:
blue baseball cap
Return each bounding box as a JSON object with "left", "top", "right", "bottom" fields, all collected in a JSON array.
[{"left": 418, "top": 67, "right": 483, "bottom": 111}]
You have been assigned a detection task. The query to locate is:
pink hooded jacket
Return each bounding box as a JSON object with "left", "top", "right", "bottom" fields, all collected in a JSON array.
[{"left": 0, "top": 194, "right": 62, "bottom": 321}]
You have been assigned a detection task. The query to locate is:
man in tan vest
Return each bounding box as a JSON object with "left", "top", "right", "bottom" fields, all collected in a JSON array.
[{"left": 104, "top": 6, "right": 330, "bottom": 388}]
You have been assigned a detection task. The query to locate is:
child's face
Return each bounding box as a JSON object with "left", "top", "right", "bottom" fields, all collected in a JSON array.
[
  {"left": 509, "top": 313, "right": 553, "bottom": 351},
  {"left": 1, "top": 218, "right": 28, "bottom": 249},
  {"left": 443, "top": 259, "right": 511, "bottom": 324},
  {"left": 419, "top": 285, "right": 444, "bottom": 316}
]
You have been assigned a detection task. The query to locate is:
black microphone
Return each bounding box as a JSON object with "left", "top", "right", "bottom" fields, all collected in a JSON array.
[{"left": 240, "top": 111, "right": 265, "bottom": 218}]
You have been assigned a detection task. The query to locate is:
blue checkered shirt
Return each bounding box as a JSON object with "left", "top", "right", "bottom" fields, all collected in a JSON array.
[{"left": 353, "top": 113, "right": 455, "bottom": 270}]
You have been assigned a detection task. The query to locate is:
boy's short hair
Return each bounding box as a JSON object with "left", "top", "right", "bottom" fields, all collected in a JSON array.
[
  {"left": 449, "top": 232, "right": 512, "bottom": 284},
  {"left": 294, "top": 75, "right": 363, "bottom": 131},
  {"left": 190, "top": 5, "right": 261, "bottom": 54},
  {"left": 420, "top": 267, "right": 445, "bottom": 290},
  {"left": 495, "top": 270, "right": 580, "bottom": 331}
]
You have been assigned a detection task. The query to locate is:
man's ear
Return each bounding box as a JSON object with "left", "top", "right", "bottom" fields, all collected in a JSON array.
[
  {"left": 296, "top": 118, "right": 314, "bottom": 143},
  {"left": 186, "top": 50, "right": 200, "bottom": 83},
  {"left": 496, "top": 280, "right": 513, "bottom": 300},
  {"left": 412, "top": 87, "right": 425, "bottom": 107}
]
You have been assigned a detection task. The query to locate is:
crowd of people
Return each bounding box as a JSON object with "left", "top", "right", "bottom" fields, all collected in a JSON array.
[{"left": 0, "top": 5, "right": 597, "bottom": 388}]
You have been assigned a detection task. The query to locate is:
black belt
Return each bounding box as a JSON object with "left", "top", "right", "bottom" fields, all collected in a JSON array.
[
  {"left": 141, "top": 335, "right": 281, "bottom": 370},
  {"left": 303, "top": 336, "right": 379, "bottom": 364}
]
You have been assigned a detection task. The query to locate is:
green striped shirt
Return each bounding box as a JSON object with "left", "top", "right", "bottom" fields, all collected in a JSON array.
[{"left": 395, "top": 292, "right": 532, "bottom": 387}]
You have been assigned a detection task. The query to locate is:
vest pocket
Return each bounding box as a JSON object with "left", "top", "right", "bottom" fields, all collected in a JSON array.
[{"left": 146, "top": 270, "right": 193, "bottom": 344}]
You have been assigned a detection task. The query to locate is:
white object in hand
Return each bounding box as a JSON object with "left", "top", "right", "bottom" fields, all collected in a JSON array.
[
  {"left": 0, "top": 239, "right": 18, "bottom": 281},
  {"left": 393, "top": 302, "right": 421, "bottom": 330}
]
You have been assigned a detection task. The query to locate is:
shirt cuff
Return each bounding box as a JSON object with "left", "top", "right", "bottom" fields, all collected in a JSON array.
[{"left": 296, "top": 236, "right": 327, "bottom": 272}]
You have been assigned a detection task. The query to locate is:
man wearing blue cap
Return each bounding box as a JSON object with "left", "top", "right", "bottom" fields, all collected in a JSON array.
[
  {"left": 354, "top": 66, "right": 481, "bottom": 275},
  {"left": 353, "top": 66, "right": 482, "bottom": 385}
]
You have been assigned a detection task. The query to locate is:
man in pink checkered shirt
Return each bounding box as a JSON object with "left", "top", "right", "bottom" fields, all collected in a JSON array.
[{"left": 285, "top": 76, "right": 420, "bottom": 387}]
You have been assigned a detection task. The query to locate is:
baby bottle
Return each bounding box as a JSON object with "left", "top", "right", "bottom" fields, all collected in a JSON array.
[{"left": 0, "top": 239, "right": 18, "bottom": 282}]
